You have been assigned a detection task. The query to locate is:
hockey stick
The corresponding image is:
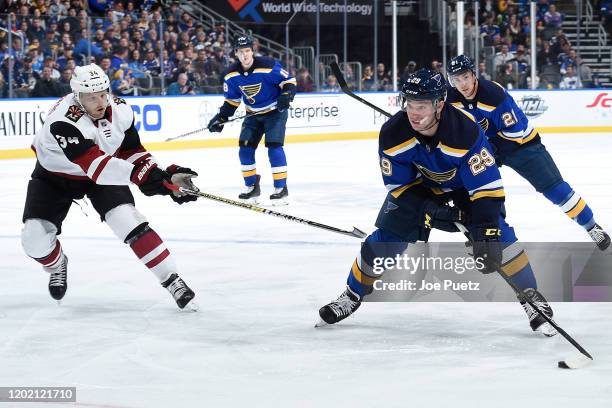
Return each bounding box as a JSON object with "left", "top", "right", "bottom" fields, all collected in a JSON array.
[
  {"left": 454, "top": 222, "right": 593, "bottom": 369},
  {"left": 163, "top": 182, "right": 367, "bottom": 239},
  {"left": 330, "top": 62, "right": 394, "bottom": 118},
  {"left": 164, "top": 111, "right": 261, "bottom": 142}
]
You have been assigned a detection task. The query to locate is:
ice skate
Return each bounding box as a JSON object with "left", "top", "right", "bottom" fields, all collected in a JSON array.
[
  {"left": 239, "top": 174, "right": 261, "bottom": 204},
  {"left": 587, "top": 223, "right": 611, "bottom": 251},
  {"left": 316, "top": 286, "right": 361, "bottom": 327},
  {"left": 269, "top": 186, "right": 288, "bottom": 206},
  {"left": 519, "top": 288, "right": 557, "bottom": 337},
  {"left": 46, "top": 255, "right": 68, "bottom": 303},
  {"left": 162, "top": 273, "right": 197, "bottom": 310}
]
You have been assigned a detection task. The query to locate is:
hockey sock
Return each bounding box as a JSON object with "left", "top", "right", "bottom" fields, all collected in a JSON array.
[
  {"left": 267, "top": 146, "right": 287, "bottom": 188},
  {"left": 499, "top": 221, "right": 537, "bottom": 290},
  {"left": 544, "top": 181, "right": 595, "bottom": 230},
  {"left": 33, "top": 240, "right": 65, "bottom": 271},
  {"left": 239, "top": 146, "right": 257, "bottom": 186},
  {"left": 346, "top": 229, "right": 408, "bottom": 297},
  {"left": 128, "top": 226, "right": 177, "bottom": 282}
]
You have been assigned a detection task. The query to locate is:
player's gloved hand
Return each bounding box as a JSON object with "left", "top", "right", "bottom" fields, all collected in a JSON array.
[
  {"left": 421, "top": 200, "right": 464, "bottom": 232},
  {"left": 131, "top": 158, "right": 171, "bottom": 196},
  {"left": 207, "top": 113, "right": 227, "bottom": 133},
  {"left": 470, "top": 227, "right": 502, "bottom": 274},
  {"left": 166, "top": 165, "right": 198, "bottom": 204},
  {"left": 276, "top": 91, "right": 292, "bottom": 112}
]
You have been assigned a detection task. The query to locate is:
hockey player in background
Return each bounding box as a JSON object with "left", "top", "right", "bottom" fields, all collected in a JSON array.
[
  {"left": 207, "top": 35, "right": 297, "bottom": 205},
  {"left": 317, "top": 70, "right": 556, "bottom": 336},
  {"left": 21, "top": 64, "right": 198, "bottom": 309},
  {"left": 446, "top": 55, "right": 610, "bottom": 251}
]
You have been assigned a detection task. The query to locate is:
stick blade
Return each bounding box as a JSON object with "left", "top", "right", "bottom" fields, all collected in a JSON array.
[
  {"left": 351, "top": 227, "right": 367, "bottom": 239},
  {"left": 558, "top": 353, "right": 593, "bottom": 369}
]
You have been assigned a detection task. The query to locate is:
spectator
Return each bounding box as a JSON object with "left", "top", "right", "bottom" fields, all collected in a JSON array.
[
  {"left": 58, "top": 68, "right": 72, "bottom": 95},
  {"left": 27, "top": 18, "right": 46, "bottom": 44},
  {"left": 43, "top": 57, "right": 61, "bottom": 80},
  {"left": 296, "top": 67, "right": 314, "bottom": 92},
  {"left": 110, "top": 68, "right": 136, "bottom": 96},
  {"left": 493, "top": 44, "right": 515, "bottom": 73},
  {"left": 497, "top": 62, "right": 516, "bottom": 89},
  {"left": 111, "top": 46, "right": 129, "bottom": 71},
  {"left": 166, "top": 72, "right": 195, "bottom": 95},
  {"left": 361, "top": 64, "right": 375, "bottom": 91},
  {"left": 399, "top": 60, "right": 417, "bottom": 84},
  {"left": 143, "top": 49, "right": 160, "bottom": 76},
  {"left": 31, "top": 66, "right": 63, "bottom": 97},
  {"left": 559, "top": 65, "right": 582, "bottom": 89},
  {"left": 127, "top": 49, "right": 146, "bottom": 78},
  {"left": 478, "top": 62, "right": 491, "bottom": 80},
  {"left": 578, "top": 59, "right": 594, "bottom": 88},
  {"left": 322, "top": 75, "right": 340, "bottom": 92},
  {"left": 431, "top": 60, "right": 443, "bottom": 73},
  {"left": 559, "top": 48, "right": 578, "bottom": 75},
  {"left": 544, "top": 4, "right": 563, "bottom": 28},
  {"left": 376, "top": 62, "right": 391, "bottom": 91}
]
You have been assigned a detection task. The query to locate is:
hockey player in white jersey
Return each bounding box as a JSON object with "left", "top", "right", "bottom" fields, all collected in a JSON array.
[{"left": 21, "top": 64, "right": 198, "bottom": 309}]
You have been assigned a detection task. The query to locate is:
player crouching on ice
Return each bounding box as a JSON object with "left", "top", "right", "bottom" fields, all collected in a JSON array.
[
  {"left": 317, "top": 69, "right": 557, "bottom": 336},
  {"left": 21, "top": 64, "right": 198, "bottom": 310}
]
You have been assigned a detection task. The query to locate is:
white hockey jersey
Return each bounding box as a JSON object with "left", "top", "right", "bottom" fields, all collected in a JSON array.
[{"left": 32, "top": 94, "right": 153, "bottom": 185}]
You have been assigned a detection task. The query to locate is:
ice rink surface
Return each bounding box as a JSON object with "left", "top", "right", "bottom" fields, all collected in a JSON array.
[{"left": 1, "top": 134, "right": 612, "bottom": 407}]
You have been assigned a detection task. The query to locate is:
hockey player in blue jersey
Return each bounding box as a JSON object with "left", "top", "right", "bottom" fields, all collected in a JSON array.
[
  {"left": 207, "top": 36, "right": 297, "bottom": 205},
  {"left": 317, "top": 69, "right": 557, "bottom": 336},
  {"left": 446, "top": 55, "right": 610, "bottom": 251}
]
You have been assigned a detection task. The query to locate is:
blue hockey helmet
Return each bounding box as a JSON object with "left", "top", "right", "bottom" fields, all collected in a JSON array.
[
  {"left": 400, "top": 69, "right": 448, "bottom": 105},
  {"left": 447, "top": 54, "right": 476, "bottom": 77},
  {"left": 233, "top": 35, "right": 253, "bottom": 51}
]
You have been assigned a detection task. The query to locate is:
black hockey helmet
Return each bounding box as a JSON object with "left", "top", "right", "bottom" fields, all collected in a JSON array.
[
  {"left": 233, "top": 35, "right": 253, "bottom": 51},
  {"left": 400, "top": 69, "right": 448, "bottom": 105},
  {"left": 447, "top": 54, "right": 476, "bottom": 77}
]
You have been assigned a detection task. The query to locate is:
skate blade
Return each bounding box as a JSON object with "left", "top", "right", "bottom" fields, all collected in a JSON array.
[
  {"left": 538, "top": 322, "right": 558, "bottom": 337},
  {"left": 181, "top": 300, "right": 199, "bottom": 312},
  {"left": 239, "top": 197, "right": 260, "bottom": 205},
  {"left": 270, "top": 198, "right": 288, "bottom": 206},
  {"left": 314, "top": 318, "right": 329, "bottom": 328}
]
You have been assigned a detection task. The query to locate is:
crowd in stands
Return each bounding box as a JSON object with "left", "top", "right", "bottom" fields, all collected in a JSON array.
[
  {"left": 0, "top": 0, "right": 238, "bottom": 98},
  {"left": 0, "top": 0, "right": 608, "bottom": 98}
]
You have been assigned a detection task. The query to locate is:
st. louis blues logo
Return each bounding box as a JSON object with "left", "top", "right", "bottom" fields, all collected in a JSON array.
[
  {"left": 414, "top": 163, "right": 457, "bottom": 184},
  {"left": 239, "top": 83, "right": 262, "bottom": 104}
]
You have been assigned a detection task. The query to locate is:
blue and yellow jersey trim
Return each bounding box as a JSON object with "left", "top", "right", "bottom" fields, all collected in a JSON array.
[
  {"left": 279, "top": 78, "right": 297, "bottom": 88},
  {"left": 382, "top": 137, "right": 419, "bottom": 157},
  {"left": 224, "top": 71, "right": 240, "bottom": 81},
  {"left": 438, "top": 143, "right": 469, "bottom": 158},
  {"left": 469, "top": 180, "right": 505, "bottom": 201},
  {"left": 389, "top": 178, "right": 423, "bottom": 198}
]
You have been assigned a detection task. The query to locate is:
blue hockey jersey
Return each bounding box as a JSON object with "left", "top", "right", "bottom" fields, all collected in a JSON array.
[
  {"left": 446, "top": 78, "right": 539, "bottom": 155},
  {"left": 379, "top": 105, "right": 505, "bottom": 226},
  {"left": 220, "top": 56, "right": 297, "bottom": 118}
]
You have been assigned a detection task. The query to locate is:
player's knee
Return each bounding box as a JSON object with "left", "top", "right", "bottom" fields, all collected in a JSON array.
[
  {"left": 124, "top": 222, "right": 151, "bottom": 245},
  {"left": 21, "top": 219, "right": 58, "bottom": 258},
  {"left": 239, "top": 140, "right": 259, "bottom": 149},
  {"left": 105, "top": 204, "right": 148, "bottom": 242}
]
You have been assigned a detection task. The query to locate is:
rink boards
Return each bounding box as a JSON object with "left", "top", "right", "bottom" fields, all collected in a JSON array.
[{"left": 0, "top": 89, "right": 611, "bottom": 159}]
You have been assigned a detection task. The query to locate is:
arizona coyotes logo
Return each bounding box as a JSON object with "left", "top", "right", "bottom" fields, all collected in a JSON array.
[
  {"left": 65, "top": 105, "right": 85, "bottom": 122},
  {"left": 239, "top": 83, "right": 262, "bottom": 104},
  {"left": 414, "top": 163, "right": 457, "bottom": 184}
]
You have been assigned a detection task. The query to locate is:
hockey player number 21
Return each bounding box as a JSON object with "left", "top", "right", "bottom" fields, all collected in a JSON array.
[{"left": 468, "top": 148, "right": 495, "bottom": 176}]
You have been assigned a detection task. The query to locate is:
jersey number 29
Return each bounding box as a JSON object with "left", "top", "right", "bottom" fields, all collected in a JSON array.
[{"left": 468, "top": 148, "right": 495, "bottom": 176}]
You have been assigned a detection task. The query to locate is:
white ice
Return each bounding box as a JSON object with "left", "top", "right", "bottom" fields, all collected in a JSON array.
[{"left": 1, "top": 134, "right": 612, "bottom": 407}]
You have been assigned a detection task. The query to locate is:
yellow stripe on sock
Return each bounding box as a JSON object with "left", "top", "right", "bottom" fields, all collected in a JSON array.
[
  {"left": 501, "top": 251, "right": 529, "bottom": 277},
  {"left": 566, "top": 198, "right": 586, "bottom": 219},
  {"left": 242, "top": 169, "right": 256, "bottom": 177},
  {"left": 272, "top": 172, "right": 287, "bottom": 180}
]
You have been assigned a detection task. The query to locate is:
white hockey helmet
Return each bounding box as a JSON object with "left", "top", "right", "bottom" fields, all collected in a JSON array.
[{"left": 70, "top": 63, "right": 110, "bottom": 95}]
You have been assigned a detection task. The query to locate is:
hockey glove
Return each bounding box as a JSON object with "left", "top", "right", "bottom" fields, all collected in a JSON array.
[
  {"left": 207, "top": 113, "right": 227, "bottom": 133},
  {"left": 276, "top": 91, "right": 292, "bottom": 112},
  {"left": 166, "top": 165, "right": 198, "bottom": 204},
  {"left": 470, "top": 227, "right": 502, "bottom": 274},
  {"left": 421, "top": 200, "right": 464, "bottom": 232},
  {"left": 131, "top": 158, "right": 171, "bottom": 196}
]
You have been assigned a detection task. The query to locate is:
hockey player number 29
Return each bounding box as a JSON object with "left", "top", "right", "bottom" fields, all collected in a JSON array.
[{"left": 468, "top": 148, "right": 495, "bottom": 176}]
